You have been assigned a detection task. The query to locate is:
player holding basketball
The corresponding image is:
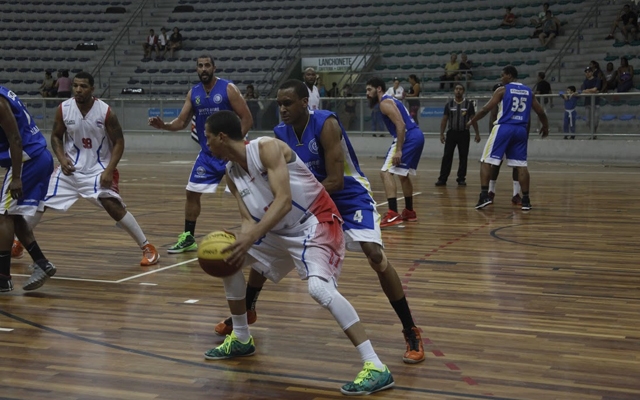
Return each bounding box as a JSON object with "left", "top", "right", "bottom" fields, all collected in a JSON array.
[
  {"left": 365, "top": 77, "right": 425, "bottom": 228},
  {"left": 0, "top": 85, "right": 56, "bottom": 292},
  {"left": 202, "top": 110, "right": 394, "bottom": 396},
  {"left": 148, "top": 55, "right": 252, "bottom": 254},
  {"left": 466, "top": 65, "right": 549, "bottom": 211},
  {"left": 17, "top": 72, "right": 160, "bottom": 274},
  {"left": 214, "top": 79, "right": 425, "bottom": 364}
]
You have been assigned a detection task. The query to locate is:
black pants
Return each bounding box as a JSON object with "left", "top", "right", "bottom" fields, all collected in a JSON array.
[{"left": 438, "top": 129, "right": 470, "bottom": 183}]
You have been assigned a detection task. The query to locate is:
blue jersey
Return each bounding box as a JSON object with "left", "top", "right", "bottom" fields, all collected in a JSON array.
[
  {"left": 496, "top": 82, "right": 533, "bottom": 127},
  {"left": 0, "top": 86, "right": 48, "bottom": 168},
  {"left": 380, "top": 94, "right": 421, "bottom": 138},
  {"left": 273, "top": 110, "right": 374, "bottom": 212},
  {"left": 190, "top": 78, "right": 233, "bottom": 155}
]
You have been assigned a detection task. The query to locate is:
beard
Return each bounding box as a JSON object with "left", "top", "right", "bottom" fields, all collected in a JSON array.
[
  {"left": 199, "top": 73, "right": 213, "bottom": 84},
  {"left": 367, "top": 95, "right": 379, "bottom": 109}
]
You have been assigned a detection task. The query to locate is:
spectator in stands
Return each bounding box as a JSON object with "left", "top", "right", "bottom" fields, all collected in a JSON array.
[
  {"left": 589, "top": 60, "right": 606, "bottom": 92},
  {"left": 385, "top": 77, "right": 404, "bottom": 100},
  {"left": 316, "top": 75, "right": 326, "bottom": 97},
  {"left": 166, "top": 27, "right": 183, "bottom": 59},
  {"left": 339, "top": 84, "right": 357, "bottom": 130},
  {"left": 581, "top": 66, "right": 601, "bottom": 138},
  {"left": 328, "top": 82, "right": 340, "bottom": 97},
  {"left": 616, "top": 56, "right": 634, "bottom": 93},
  {"left": 38, "top": 71, "right": 56, "bottom": 98},
  {"left": 55, "top": 70, "right": 72, "bottom": 98},
  {"left": 455, "top": 53, "right": 473, "bottom": 84},
  {"left": 142, "top": 29, "right": 158, "bottom": 59},
  {"left": 533, "top": 71, "right": 552, "bottom": 114},
  {"left": 405, "top": 74, "right": 421, "bottom": 126},
  {"left": 538, "top": 10, "right": 560, "bottom": 47},
  {"left": 605, "top": 4, "right": 638, "bottom": 44},
  {"left": 530, "top": 2, "right": 550, "bottom": 28},
  {"left": 500, "top": 7, "right": 517, "bottom": 27},
  {"left": 560, "top": 85, "right": 578, "bottom": 140},
  {"left": 244, "top": 84, "right": 260, "bottom": 129},
  {"left": 157, "top": 28, "right": 168, "bottom": 59},
  {"left": 604, "top": 62, "right": 618, "bottom": 92},
  {"left": 439, "top": 53, "right": 459, "bottom": 90}
]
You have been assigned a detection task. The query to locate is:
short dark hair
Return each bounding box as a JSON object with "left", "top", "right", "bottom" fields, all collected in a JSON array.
[
  {"left": 74, "top": 71, "right": 94, "bottom": 87},
  {"left": 454, "top": 83, "right": 465, "bottom": 91},
  {"left": 502, "top": 65, "right": 518, "bottom": 79},
  {"left": 366, "top": 77, "right": 386, "bottom": 92},
  {"left": 567, "top": 85, "right": 576, "bottom": 92},
  {"left": 538, "top": 71, "right": 546, "bottom": 79},
  {"left": 279, "top": 79, "right": 309, "bottom": 100},
  {"left": 205, "top": 110, "right": 243, "bottom": 141},
  {"left": 197, "top": 54, "right": 215, "bottom": 66},
  {"left": 409, "top": 74, "right": 420, "bottom": 83}
]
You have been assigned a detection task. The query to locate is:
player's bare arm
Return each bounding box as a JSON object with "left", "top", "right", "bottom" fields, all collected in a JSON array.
[
  {"left": 468, "top": 87, "right": 505, "bottom": 127},
  {"left": 531, "top": 96, "right": 549, "bottom": 138},
  {"left": 51, "top": 105, "right": 75, "bottom": 175},
  {"left": 319, "top": 116, "right": 345, "bottom": 193},
  {"left": 148, "top": 89, "right": 194, "bottom": 131},
  {"left": 101, "top": 109, "right": 125, "bottom": 188},
  {"left": 0, "top": 97, "right": 24, "bottom": 198},
  {"left": 379, "top": 98, "right": 406, "bottom": 165},
  {"left": 227, "top": 83, "right": 253, "bottom": 136},
  {"left": 223, "top": 175, "right": 254, "bottom": 268}
]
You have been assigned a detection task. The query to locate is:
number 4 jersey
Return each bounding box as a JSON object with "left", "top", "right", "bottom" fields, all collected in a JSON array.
[
  {"left": 60, "top": 97, "right": 112, "bottom": 175},
  {"left": 496, "top": 82, "right": 533, "bottom": 127}
]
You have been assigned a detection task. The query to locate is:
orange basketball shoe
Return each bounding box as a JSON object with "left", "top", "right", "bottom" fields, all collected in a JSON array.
[
  {"left": 380, "top": 210, "right": 403, "bottom": 228},
  {"left": 214, "top": 310, "right": 257, "bottom": 336},
  {"left": 11, "top": 240, "right": 24, "bottom": 259},
  {"left": 140, "top": 243, "right": 160, "bottom": 266},
  {"left": 402, "top": 327, "right": 425, "bottom": 364}
]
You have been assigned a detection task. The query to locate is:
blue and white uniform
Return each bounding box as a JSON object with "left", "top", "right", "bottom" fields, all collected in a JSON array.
[
  {"left": 379, "top": 94, "right": 425, "bottom": 176},
  {"left": 274, "top": 110, "right": 382, "bottom": 251},
  {"left": 481, "top": 82, "right": 533, "bottom": 167},
  {"left": 187, "top": 79, "right": 233, "bottom": 193},
  {"left": 0, "top": 86, "right": 53, "bottom": 216}
]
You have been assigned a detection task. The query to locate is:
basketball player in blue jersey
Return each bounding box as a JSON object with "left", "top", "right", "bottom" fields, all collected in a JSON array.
[
  {"left": 148, "top": 55, "right": 253, "bottom": 253},
  {"left": 466, "top": 66, "right": 549, "bottom": 211},
  {"left": 365, "top": 77, "right": 425, "bottom": 228},
  {"left": 213, "top": 80, "right": 425, "bottom": 363},
  {"left": 0, "top": 86, "right": 56, "bottom": 292}
]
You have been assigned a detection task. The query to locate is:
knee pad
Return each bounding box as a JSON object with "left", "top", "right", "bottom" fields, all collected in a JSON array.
[
  {"left": 308, "top": 277, "right": 359, "bottom": 330},
  {"left": 222, "top": 269, "right": 246, "bottom": 301},
  {"left": 308, "top": 276, "right": 335, "bottom": 308}
]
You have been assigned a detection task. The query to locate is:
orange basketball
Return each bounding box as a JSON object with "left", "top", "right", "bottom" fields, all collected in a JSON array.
[{"left": 197, "top": 231, "right": 239, "bottom": 278}]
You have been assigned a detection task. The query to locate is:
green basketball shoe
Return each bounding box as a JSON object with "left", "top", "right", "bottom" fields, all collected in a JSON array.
[
  {"left": 204, "top": 332, "right": 256, "bottom": 360},
  {"left": 167, "top": 231, "right": 197, "bottom": 254},
  {"left": 340, "top": 362, "right": 394, "bottom": 395}
]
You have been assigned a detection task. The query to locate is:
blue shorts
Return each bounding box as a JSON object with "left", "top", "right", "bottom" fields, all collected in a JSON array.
[
  {"left": 381, "top": 128, "right": 425, "bottom": 176},
  {"left": 333, "top": 196, "right": 383, "bottom": 252},
  {"left": 1, "top": 150, "right": 54, "bottom": 216},
  {"left": 186, "top": 150, "right": 227, "bottom": 193},
  {"left": 481, "top": 124, "right": 528, "bottom": 167}
]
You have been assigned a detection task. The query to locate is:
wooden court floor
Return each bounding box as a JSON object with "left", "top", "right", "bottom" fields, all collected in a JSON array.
[{"left": 1, "top": 154, "right": 639, "bottom": 400}]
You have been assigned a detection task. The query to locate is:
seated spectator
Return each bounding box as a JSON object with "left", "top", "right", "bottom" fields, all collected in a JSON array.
[
  {"left": 455, "top": 53, "right": 473, "bottom": 82},
  {"left": 55, "top": 70, "right": 72, "bottom": 98},
  {"left": 605, "top": 4, "right": 638, "bottom": 44},
  {"left": 530, "top": 3, "right": 551, "bottom": 38},
  {"left": 500, "top": 7, "right": 517, "bottom": 27},
  {"left": 39, "top": 71, "right": 56, "bottom": 97},
  {"left": 538, "top": 10, "right": 560, "bottom": 47},
  {"left": 589, "top": 60, "right": 606, "bottom": 92},
  {"left": 439, "top": 53, "right": 459, "bottom": 89},
  {"left": 157, "top": 28, "right": 168, "bottom": 59},
  {"left": 385, "top": 77, "right": 404, "bottom": 100},
  {"left": 165, "top": 27, "right": 183, "bottom": 59},
  {"left": 142, "top": 29, "right": 158, "bottom": 59},
  {"left": 604, "top": 62, "right": 618, "bottom": 92},
  {"left": 616, "top": 56, "right": 634, "bottom": 93}
]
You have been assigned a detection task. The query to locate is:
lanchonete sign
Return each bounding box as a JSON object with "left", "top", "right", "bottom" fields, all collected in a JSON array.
[{"left": 302, "top": 56, "right": 370, "bottom": 72}]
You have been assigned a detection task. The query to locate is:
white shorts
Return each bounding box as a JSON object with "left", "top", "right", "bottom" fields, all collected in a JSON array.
[
  {"left": 248, "top": 219, "right": 345, "bottom": 284},
  {"left": 40, "top": 166, "right": 125, "bottom": 212}
]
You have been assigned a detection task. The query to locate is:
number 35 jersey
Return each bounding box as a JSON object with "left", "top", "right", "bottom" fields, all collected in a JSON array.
[
  {"left": 496, "top": 82, "right": 533, "bottom": 127},
  {"left": 60, "top": 98, "right": 112, "bottom": 175}
]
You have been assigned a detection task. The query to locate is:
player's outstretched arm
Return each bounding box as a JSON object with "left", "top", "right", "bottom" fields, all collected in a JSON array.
[{"left": 148, "top": 89, "right": 193, "bottom": 131}]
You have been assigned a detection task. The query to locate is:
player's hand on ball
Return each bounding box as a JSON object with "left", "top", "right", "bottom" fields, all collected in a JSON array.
[{"left": 224, "top": 232, "right": 254, "bottom": 268}]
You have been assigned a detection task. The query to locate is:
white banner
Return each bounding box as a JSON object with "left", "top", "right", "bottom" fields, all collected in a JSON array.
[{"left": 302, "top": 56, "right": 370, "bottom": 72}]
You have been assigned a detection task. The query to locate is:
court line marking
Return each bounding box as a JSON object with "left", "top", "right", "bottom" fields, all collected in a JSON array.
[{"left": 376, "top": 191, "right": 422, "bottom": 207}]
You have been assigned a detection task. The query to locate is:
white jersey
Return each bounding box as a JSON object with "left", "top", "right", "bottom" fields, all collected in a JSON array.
[
  {"left": 307, "top": 85, "right": 321, "bottom": 110},
  {"left": 226, "top": 137, "right": 339, "bottom": 235},
  {"left": 60, "top": 97, "right": 112, "bottom": 175}
]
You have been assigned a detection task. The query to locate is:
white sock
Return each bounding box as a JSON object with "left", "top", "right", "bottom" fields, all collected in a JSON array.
[
  {"left": 24, "top": 211, "right": 44, "bottom": 230},
  {"left": 231, "top": 314, "right": 250, "bottom": 342},
  {"left": 513, "top": 181, "right": 521, "bottom": 197},
  {"left": 116, "top": 212, "right": 148, "bottom": 248},
  {"left": 488, "top": 180, "right": 496, "bottom": 193},
  {"left": 356, "top": 340, "right": 384, "bottom": 370}
]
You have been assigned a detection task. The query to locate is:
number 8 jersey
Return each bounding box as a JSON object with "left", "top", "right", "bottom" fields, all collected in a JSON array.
[
  {"left": 496, "top": 82, "right": 533, "bottom": 127},
  {"left": 60, "top": 97, "right": 112, "bottom": 175}
]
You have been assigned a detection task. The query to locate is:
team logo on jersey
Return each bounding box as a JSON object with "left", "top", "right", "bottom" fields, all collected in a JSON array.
[
  {"left": 213, "top": 94, "right": 223, "bottom": 104},
  {"left": 64, "top": 120, "right": 76, "bottom": 126},
  {"left": 308, "top": 138, "right": 319, "bottom": 155},
  {"left": 239, "top": 188, "right": 250, "bottom": 198},
  {"left": 195, "top": 96, "right": 201, "bottom": 106},
  {"left": 196, "top": 166, "right": 206, "bottom": 177}
]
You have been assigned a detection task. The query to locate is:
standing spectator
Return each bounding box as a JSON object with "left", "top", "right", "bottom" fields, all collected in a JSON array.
[
  {"left": 605, "top": 4, "right": 638, "bottom": 44},
  {"left": 435, "top": 84, "right": 480, "bottom": 187},
  {"left": 55, "top": 70, "right": 72, "bottom": 99},
  {"left": 326, "top": 82, "right": 340, "bottom": 112},
  {"left": 560, "top": 86, "right": 578, "bottom": 140},
  {"left": 455, "top": 53, "right": 473, "bottom": 85},
  {"left": 589, "top": 60, "right": 606, "bottom": 92},
  {"left": 538, "top": 10, "right": 560, "bottom": 47},
  {"left": 316, "top": 75, "right": 326, "bottom": 97},
  {"left": 38, "top": 71, "right": 56, "bottom": 98},
  {"left": 244, "top": 84, "right": 260, "bottom": 130},
  {"left": 533, "top": 71, "right": 552, "bottom": 132},
  {"left": 385, "top": 77, "right": 404, "bottom": 100},
  {"left": 581, "top": 66, "right": 601, "bottom": 139},
  {"left": 500, "top": 6, "right": 517, "bottom": 27},
  {"left": 439, "top": 53, "right": 459, "bottom": 89},
  {"left": 157, "top": 28, "right": 168, "bottom": 59},
  {"left": 604, "top": 62, "right": 618, "bottom": 92},
  {"left": 405, "top": 74, "right": 421, "bottom": 126},
  {"left": 303, "top": 67, "right": 321, "bottom": 110},
  {"left": 616, "top": 56, "right": 634, "bottom": 93},
  {"left": 142, "top": 29, "right": 158, "bottom": 59},
  {"left": 166, "top": 27, "right": 183, "bottom": 59},
  {"left": 339, "top": 84, "right": 357, "bottom": 130}
]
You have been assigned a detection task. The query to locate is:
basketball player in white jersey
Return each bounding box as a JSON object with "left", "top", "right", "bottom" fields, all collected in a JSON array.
[
  {"left": 19, "top": 72, "right": 159, "bottom": 267},
  {"left": 303, "top": 67, "right": 321, "bottom": 111},
  {"left": 201, "top": 110, "right": 394, "bottom": 396}
]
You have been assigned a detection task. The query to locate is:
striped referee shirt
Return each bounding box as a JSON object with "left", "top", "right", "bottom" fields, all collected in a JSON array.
[{"left": 443, "top": 99, "right": 475, "bottom": 131}]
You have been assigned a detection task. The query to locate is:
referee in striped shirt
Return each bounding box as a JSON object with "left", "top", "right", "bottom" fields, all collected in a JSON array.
[{"left": 435, "top": 84, "right": 480, "bottom": 186}]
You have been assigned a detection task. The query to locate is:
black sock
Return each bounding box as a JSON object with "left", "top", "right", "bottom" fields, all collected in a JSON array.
[
  {"left": 522, "top": 191, "right": 530, "bottom": 198},
  {"left": 404, "top": 196, "right": 413, "bottom": 211},
  {"left": 185, "top": 220, "right": 196, "bottom": 236},
  {"left": 0, "top": 251, "right": 10, "bottom": 278},
  {"left": 245, "top": 284, "right": 263, "bottom": 311},
  {"left": 481, "top": 186, "right": 489, "bottom": 195},
  {"left": 390, "top": 297, "right": 415, "bottom": 331},
  {"left": 388, "top": 198, "right": 398, "bottom": 213},
  {"left": 26, "top": 241, "right": 47, "bottom": 265}
]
